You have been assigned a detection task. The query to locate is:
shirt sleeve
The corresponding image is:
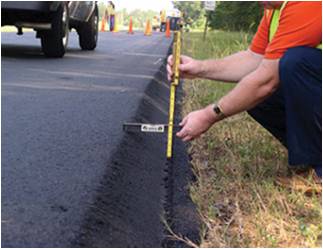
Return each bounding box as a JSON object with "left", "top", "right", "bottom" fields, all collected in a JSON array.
[
  {"left": 265, "top": 2, "right": 322, "bottom": 59},
  {"left": 250, "top": 12, "right": 269, "bottom": 55}
]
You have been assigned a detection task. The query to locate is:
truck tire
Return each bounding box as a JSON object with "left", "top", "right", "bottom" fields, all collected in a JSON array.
[
  {"left": 78, "top": 6, "right": 98, "bottom": 50},
  {"left": 41, "top": 3, "right": 69, "bottom": 58}
]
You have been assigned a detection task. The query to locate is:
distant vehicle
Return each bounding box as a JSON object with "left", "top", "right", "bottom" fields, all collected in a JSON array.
[
  {"left": 167, "top": 16, "right": 182, "bottom": 31},
  {"left": 1, "top": 1, "right": 98, "bottom": 57},
  {"left": 165, "top": 8, "right": 182, "bottom": 31}
]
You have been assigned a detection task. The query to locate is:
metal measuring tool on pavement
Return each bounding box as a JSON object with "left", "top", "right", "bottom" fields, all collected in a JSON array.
[{"left": 123, "top": 31, "right": 182, "bottom": 159}]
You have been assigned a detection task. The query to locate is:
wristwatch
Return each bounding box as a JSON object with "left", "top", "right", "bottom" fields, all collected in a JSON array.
[{"left": 213, "top": 102, "right": 226, "bottom": 119}]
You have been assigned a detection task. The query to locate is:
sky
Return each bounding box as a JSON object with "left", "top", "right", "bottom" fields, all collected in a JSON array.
[{"left": 100, "top": 0, "right": 174, "bottom": 12}]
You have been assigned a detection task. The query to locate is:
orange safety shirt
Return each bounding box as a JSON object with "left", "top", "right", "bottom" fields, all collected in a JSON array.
[{"left": 250, "top": 1, "right": 322, "bottom": 59}]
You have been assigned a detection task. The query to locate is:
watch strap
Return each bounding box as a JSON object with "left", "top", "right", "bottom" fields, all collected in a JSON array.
[{"left": 213, "top": 103, "right": 226, "bottom": 118}]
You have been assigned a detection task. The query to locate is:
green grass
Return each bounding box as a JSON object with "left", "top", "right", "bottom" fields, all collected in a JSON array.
[{"left": 181, "top": 31, "right": 322, "bottom": 248}]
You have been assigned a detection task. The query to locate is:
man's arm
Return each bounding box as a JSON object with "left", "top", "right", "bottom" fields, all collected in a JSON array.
[
  {"left": 200, "top": 50, "right": 264, "bottom": 82},
  {"left": 167, "top": 49, "right": 263, "bottom": 83},
  {"left": 177, "top": 59, "right": 280, "bottom": 141},
  {"left": 217, "top": 58, "right": 280, "bottom": 115}
]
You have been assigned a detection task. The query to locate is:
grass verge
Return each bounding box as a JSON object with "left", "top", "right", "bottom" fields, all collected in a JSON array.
[{"left": 181, "top": 31, "right": 322, "bottom": 248}]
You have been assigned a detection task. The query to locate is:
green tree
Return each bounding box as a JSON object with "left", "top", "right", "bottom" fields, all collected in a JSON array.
[
  {"left": 124, "top": 9, "right": 158, "bottom": 28},
  {"left": 98, "top": 2, "right": 107, "bottom": 19},
  {"left": 172, "top": 1, "right": 205, "bottom": 29},
  {"left": 97, "top": 3, "right": 158, "bottom": 30},
  {"left": 209, "top": 2, "right": 263, "bottom": 33}
]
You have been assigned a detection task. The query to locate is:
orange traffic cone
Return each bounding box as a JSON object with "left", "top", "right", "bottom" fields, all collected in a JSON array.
[
  {"left": 100, "top": 16, "right": 106, "bottom": 32},
  {"left": 128, "top": 16, "right": 134, "bottom": 34},
  {"left": 165, "top": 19, "right": 170, "bottom": 38},
  {"left": 144, "top": 19, "right": 152, "bottom": 36}
]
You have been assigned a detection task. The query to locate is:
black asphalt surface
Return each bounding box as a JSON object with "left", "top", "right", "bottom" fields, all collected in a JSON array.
[{"left": 2, "top": 31, "right": 201, "bottom": 247}]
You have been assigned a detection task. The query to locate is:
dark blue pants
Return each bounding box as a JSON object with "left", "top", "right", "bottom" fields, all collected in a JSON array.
[
  {"left": 248, "top": 47, "right": 322, "bottom": 177},
  {"left": 110, "top": 15, "right": 115, "bottom": 32}
]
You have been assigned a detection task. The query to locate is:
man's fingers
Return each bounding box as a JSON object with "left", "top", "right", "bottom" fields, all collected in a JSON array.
[
  {"left": 167, "top": 55, "right": 174, "bottom": 81},
  {"left": 176, "top": 123, "right": 189, "bottom": 138},
  {"left": 182, "top": 135, "right": 192, "bottom": 142},
  {"left": 178, "top": 63, "right": 190, "bottom": 72},
  {"left": 176, "top": 128, "right": 186, "bottom": 138},
  {"left": 179, "top": 116, "right": 188, "bottom": 126},
  {"left": 176, "top": 127, "right": 194, "bottom": 142},
  {"left": 167, "top": 55, "right": 173, "bottom": 66},
  {"left": 177, "top": 116, "right": 189, "bottom": 137},
  {"left": 167, "top": 64, "right": 173, "bottom": 81},
  {"left": 167, "top": 63, "right": 171, "bottom": 73},
  {"left": 180, "top": 55, "right": 190, "bottom": 63},
  {"left": 168, "top": 55, "right": 195, "bottom": 80}
]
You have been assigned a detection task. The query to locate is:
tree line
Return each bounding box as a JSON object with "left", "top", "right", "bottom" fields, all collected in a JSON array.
[
  {"left": 96, "top": 1, "right": 263, "bottom": 32},
  {"left": 173, "top": 1, "right": 263, "bottom": 33}
]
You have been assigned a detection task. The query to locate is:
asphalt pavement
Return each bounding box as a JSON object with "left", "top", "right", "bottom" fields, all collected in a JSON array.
[{"left": 2, "top": 30, "right": 201, "bottom": 247}]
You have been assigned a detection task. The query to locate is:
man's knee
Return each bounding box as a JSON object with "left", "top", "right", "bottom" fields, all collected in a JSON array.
[
  {"left": 279, "top": 47, "right": 308, "bottom": 82},
  {"left": 279, "top": 46, "right": 321, "bottom": 85}
]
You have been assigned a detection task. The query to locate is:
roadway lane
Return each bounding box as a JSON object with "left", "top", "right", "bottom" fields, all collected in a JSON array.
[{"left": 2, "top": 31, "right": 172, "bottom": 247}]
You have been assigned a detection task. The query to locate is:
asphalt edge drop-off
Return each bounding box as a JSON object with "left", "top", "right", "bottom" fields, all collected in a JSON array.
[{"left": 73, "top": 44, "right": 202, "bottom": 248}]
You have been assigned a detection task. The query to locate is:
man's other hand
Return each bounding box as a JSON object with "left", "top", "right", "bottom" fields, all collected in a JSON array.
[
  {"left": 167, "top": 55, "right": 203, "bottom": 81},
  {"left": 176, "top": 106, "right": 216, "bottom": 142}
]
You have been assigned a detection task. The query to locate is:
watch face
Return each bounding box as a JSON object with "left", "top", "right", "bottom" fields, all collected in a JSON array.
[
  {"left": 213, "top": 105, "right": 221, "bottom": 114},
  {"left": 213, "top": 104, "right": 226, "bottom": 118}
]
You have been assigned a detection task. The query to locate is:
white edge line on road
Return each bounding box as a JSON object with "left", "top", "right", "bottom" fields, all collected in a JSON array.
[
  {"left": 123, "top": 52, "right": 165, "bottom": 58},
  {"left": 153, "top": 58, "right": 162, "bottom": 65}
]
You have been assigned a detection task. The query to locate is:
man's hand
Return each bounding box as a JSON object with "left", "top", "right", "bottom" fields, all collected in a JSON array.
[
  {"left": 176, "top": 105, "right": 217, "bottom": 142},
  {"left": 167, "top": 55, "right": 203, "bottom": 81}
]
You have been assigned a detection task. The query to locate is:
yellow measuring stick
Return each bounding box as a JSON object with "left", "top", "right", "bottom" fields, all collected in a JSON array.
[{"left": 167, "top": 31, "right": 181, "bottom": 159}]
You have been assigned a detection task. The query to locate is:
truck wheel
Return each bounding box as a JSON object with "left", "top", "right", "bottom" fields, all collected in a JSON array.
[
  {"left": 78, "top": 6, "right": 98, "bottom": 50},
  {"left": 41, "top": 3, "right": 69, "bottom": 58}
]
